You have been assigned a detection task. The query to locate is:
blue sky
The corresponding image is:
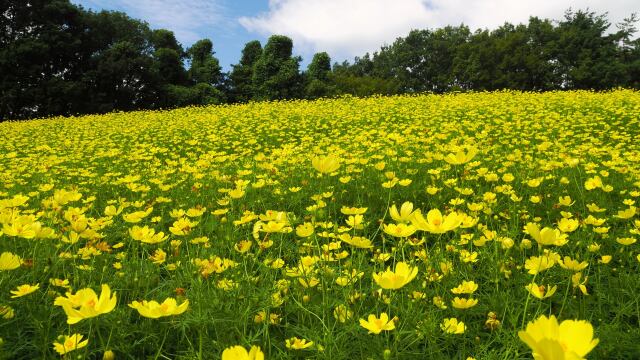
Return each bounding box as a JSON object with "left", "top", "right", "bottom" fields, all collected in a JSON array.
[{"left": 72, "top": 0, "right": 638, "bottom": 71}]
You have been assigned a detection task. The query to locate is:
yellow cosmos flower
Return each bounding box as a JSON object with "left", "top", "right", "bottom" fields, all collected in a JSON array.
[
  {"left": 339, "top": 234, "right": 374, "bottom": 249},
  {"left": 169, "top": 217, "right": 199, "bottom": 236},
  {"left": 411, "top": 209, "right": 461, "bottom": 234},
  {"left": 558, "top": 256, "right": 588, "bottom": 272},
  {"left": 54, "top": 284, "right": 117, "bottom": 324},
  {"left": 312, "top": 155, "right": 340, "bottom": 174},
  {"left": 221, "top": 345, "right": 264, "bottom": 360},
  {"left": 128, "top": 298, "right": 189, "bottom": 318},
  {"left": 340, "top": 206, "right": 367, "bottom": 215},
  {"left": 285, "top": 337, "right": 314, "bottom": 350},
  {"left": 524, "top": 255, "right": 557, "bottom": 275},
  {"left": 525, "top": 282, "right": 557, "bottom": 299},
  {"left": 0, "top": 252, "right": 22, "bottom": 271},
  {"left": 441, "top": 318, "right": 466, "bottom": 334},
  {"left": 557, "top": 196, "right": 574, "bottom": 206},
  {"left": 295, "top": 222, "right": 315, "bottom": 237},
  {"left": 389, "top": 202, "right": 416, "bottom": 223},
  {"left": 53, "top": 334, "right": 89, "bottom": 355},
  {"left": 616, "top": 237, "right": 636, "bottom": 246},
  {"left": 382, "top": 223, "right": 417, "bottom": 238},
  {"left": 571, "top": 272, "right": 589, "bottom": 295},
  {"left": 524, "top": 223, "right": 568, "bottom": 246},
  {"left": 359, "top": 313, "right": 396, "bottom": 334},
  {"left": 122, "top": 207, "right": 153, "bottom": 223},
  {"left": 615, "top": 206, "right": 636, "bottom": 219},
  {"left": 10, "top": 283, "right": 39, "bottom": 298},
  {"left": 451, "top": 280, "right": 479, "bottom": 295},
  {"left": 373, "top": 262, "right": 418, "bottom": 290},
  {"left": 129, "top": 225, "right": 168, "bottom": 244},
  {"left": 452, "top": 297, "right": 478, "bottom": 309},
  {"left": 333, "top": 304, "right": 353, "bottom": 323},
  {"left": 557, "top": 218, "right": 579, "bottom": 233},
  {"left": 443, "top": 147, "right": 477, "bottom": 165},
  {"left": 519, "top": 315, "right": 599, "bottom": 359}
]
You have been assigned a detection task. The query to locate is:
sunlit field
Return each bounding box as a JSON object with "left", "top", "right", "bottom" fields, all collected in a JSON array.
[{"left": 1, "top": 90, "right": 639, "bottom": 359}]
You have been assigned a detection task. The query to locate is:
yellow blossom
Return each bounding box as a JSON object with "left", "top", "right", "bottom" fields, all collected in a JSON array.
[
  {"left": 221, "top": 345, "right": 264, "bottom": 360},
  {"left": 285, "top": 337, "right": 314, "bottom": 350},
  {"left": 359, "top": 313, "right": 396, "bottom": 334},
  {"left": 129, "top": 298, "right": 189, "bottom": 318},
  {"left": 10, "top": 283, "right": 39, "bottom": 298},
  {"left": 525, "top": 282, "right": 557, "bottom": 299},
  {"left": 53, "top": 334, "right": 88, "bottom": 355},
  {"left": 519, "top": 315, "right": 598, "bottom": 359},
  {"left": 411, "top": 209, "right": 461, "bottom": 234},
  {"left": 373, "top": 262, "right": 418, "bottom": 290},
  {"left": 54, "top": 284, "right": 117, "bottom": 324},
  {"left": 0, "top": 252, "right": 22, "bottom": 271},
  {"left": 441, "top": 318, "right": 466, "bottom": 334}
]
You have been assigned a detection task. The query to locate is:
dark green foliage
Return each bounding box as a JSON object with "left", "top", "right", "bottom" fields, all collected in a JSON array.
[
  {"left": 304, "top": 52, "right": 336, "bottom": 99},
  {"left": 0, "top": 2, "right": 638, "bottom": 121},
  {"left": 252, "top": 35, "right": 303, "bottom": 101},
  {"left": 0, "top": 0, "right": 224, "bottom": 120},
  {"left": 229, "top": 40, "right": 263, "bottom": 102},
  {"left": 187, "top": 39, "right": 223, "bottom": 86}
]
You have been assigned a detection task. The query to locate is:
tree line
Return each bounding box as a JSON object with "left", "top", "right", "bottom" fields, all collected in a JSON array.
[{"left": 1, "top": 0, "right": 638, "bottom": 121}]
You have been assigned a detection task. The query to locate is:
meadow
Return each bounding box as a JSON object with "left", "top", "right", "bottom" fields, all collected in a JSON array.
[{"left": 0, "top": 90, "right": 639, "bottom": 359}]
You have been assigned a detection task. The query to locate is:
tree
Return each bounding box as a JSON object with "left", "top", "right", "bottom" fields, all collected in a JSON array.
[
  {"left": 186, "top": 39, "right": 224, "bottom": 104},
  {"left": 252, "top": 35, "right": 302, "bottom": 101},
  {"left": 305, "top": 52, "right": 335, "bottom": 99},
  {"left": 555, "top": 9, "right": 626, "bottom": 89},
  {"left": 187, "top": 39, "right": 222, "bottom": 85},
  {"left": 229, "top": 40, "right": 262, "bottom": 102},
  {"left": 0, "top": 0, "right": 89, "bottom": 119}
]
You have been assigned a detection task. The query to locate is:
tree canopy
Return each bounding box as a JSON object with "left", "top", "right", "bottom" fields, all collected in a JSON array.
[{"left": 1, "top": 1, "right": 638, "bottom": 121}]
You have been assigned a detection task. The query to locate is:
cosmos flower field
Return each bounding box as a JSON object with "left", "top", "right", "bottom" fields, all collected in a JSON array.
[{"left": 0, "top": 90, "right": 639, "bottom": 359}]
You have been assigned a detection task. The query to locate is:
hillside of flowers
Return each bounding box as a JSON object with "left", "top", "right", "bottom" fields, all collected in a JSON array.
[{"left": 0, "top": 90, "right": 639, "bottom": 359}]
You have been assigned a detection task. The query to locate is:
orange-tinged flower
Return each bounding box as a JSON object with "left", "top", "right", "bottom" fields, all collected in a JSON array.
[
  {"left": 359, "top": 313, "right": 396, "bottom": 334},
  {"left": 53, "top": 334, "right": 88, "bottom": 355},
  {"left": 382, "top": 223, "right": 416, "bottom": 238},
  {"left": 519, "top": 315, "right": 599, "bottom": 359},
  {"left": 525, "top": 282, "right": 557, "bottom": 299},
  {"left": 373, "top": 262, "right": 418, "bottom": 290},
  {"left": 54, "top": 284, "right": 117, "bottom": 324},
  {"left": 129, "top": 297, "right": 189, "bottom": 318},
  {"left": 10, "top": 283, "right": 39, "bottom": 298},
  {"left": 411, "top": 209, "right": 461, "bottom": 234}
]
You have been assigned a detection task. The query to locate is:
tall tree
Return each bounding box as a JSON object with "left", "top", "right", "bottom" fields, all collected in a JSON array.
[
  {"left": 80, "top": 10, "right": 160, "bottom": 113},
  {"left": 0, "top": 0, "right": 88, "bottom": 119},
  {"left": 555, "top": 9, "right": 626, "bottom": 89},
  {"left": 305, "top": 52, "right": 335, "bottom": 99},
  {"left": 229, "top": 40, "right": 262, "bottom": 102},
  {"left": 186, "top": 39, "right": 224, "bottom": 104},
  {"left": 252, "top": 35, "right": 302, "bottom": 101}
]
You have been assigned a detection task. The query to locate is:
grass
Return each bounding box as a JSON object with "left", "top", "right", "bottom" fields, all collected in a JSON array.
[{"left": 0, "top": 90, "right": 639, "bottom": 359}]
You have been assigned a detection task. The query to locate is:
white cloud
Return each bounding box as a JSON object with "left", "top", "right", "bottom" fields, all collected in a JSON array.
[
  {"left": 239, "top": 0, "right": 639, "bottom": 60},
  {"left": 78, "top": 0, "right": 229, "bottom": 44}
]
